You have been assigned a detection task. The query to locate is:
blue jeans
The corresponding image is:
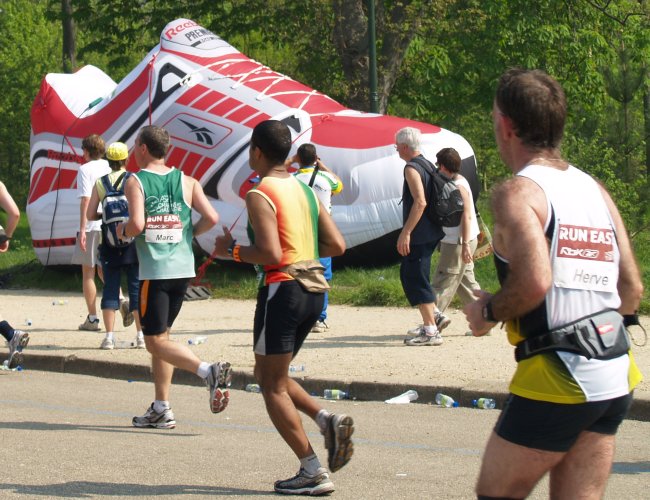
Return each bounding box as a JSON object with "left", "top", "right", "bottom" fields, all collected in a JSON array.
[
  {"left": 319, "top": 257, "right": 332, "bottom": 321},
  {"left": 101, "top": 262, "right": 139, "bottom": 311}
]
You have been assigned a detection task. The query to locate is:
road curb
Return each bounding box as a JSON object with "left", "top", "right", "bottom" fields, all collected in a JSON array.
[{"left": 21, "top": 353, "right": 650, "bottom": 422}]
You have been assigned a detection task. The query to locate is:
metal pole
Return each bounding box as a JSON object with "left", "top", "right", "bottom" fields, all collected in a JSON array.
[{"left": 368, "top": 0, "right": 379, "bottom": 113}]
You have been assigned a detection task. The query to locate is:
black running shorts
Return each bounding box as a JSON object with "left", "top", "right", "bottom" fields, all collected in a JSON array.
[
  {"left": 495, "top": 392, "right": 633, "bottom": 452},
  {"left": 253, "top": 280, "right": 324, "bottom": 356},
  {"left": 139, "top": 278, "right": 190, "bottom": 336}
]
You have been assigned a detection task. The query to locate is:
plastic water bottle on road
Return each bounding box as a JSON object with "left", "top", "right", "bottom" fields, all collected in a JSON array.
[
  {"left": 246, "top": 384, "right": 261, "bottom": 393},
  {"left": 188, "top": 336, "right": 207, "bottom": 345},
  {"left": 472, "top": 398, "right": 496, "bottom": 409},
  {"left": 323, "top": 389, "right": 348, "bottom": 400},
  {"left": 435, "top": 393, "right": 458, "bottom": 408},
  {"left": 289, "top": 364, "right": 305, "bottom": 372}
]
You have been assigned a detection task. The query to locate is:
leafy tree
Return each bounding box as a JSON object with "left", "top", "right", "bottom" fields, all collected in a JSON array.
[{"left": 0, "top": 1, "right": 60, "bottom": 203}]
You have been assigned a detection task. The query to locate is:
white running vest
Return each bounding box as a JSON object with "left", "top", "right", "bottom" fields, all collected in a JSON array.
[{"left": 515, "top": 164, "right": 631, "bottom": 402}]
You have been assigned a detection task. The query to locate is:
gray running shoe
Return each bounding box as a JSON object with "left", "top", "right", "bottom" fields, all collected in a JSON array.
[
  {"left": 324, "top": 414, "right": 354, "bottom": 472},
  {"left": 404, "top": 333, "right": 443, "bottom": 346},
  {"left": 206, "top": 361, "right": 232, "bottom": 414},
  {"left": 274, "top": 467, "right": 334, "bottom": 496},
  {"left": 7, "top": 330, "right": 29, "bottom": 369},
  {"left": 435, "top": 311, "right": 451, "bottom": 332},
  {"left": 132, "top": 403, "right": 176, "bottom": 429},
  {"left": 406, "top": 324, "right": 424, "bottom": 336},
  {"left": 119, "top": 298, "right": 135, "bottom": 327},
  {"left": 79, "top": 315, "right": 100, "bottom": 331}
]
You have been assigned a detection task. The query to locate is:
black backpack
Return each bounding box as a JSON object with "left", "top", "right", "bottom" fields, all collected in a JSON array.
[
  {"left": 409, "top": 156, "right": 464, "bottom": 227},
  {"left": 100, "top": 171, "right": 133, "bottom": 248}
]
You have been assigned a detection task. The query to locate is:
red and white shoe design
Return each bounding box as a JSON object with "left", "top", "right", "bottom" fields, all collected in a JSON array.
[{"left": 29, "top": 18, "right": 478, "bottom": 266}]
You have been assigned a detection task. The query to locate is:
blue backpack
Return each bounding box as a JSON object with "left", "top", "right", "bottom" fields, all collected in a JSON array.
[{"left": 100, "top": 172, "right": 133, "bottom": 248}]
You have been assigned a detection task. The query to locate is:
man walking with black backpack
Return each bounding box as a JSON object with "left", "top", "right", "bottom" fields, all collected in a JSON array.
[{"left": 395, "top": 127, "right": 450, "bottom": 346}]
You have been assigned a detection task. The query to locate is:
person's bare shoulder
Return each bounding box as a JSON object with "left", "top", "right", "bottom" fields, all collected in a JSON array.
[{"left": 491, "top": 176, "right": 546, "bottom": 221}]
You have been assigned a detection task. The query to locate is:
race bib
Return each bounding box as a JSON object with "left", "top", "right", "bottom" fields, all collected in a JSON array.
[
  {"left": 552, "top": 223, "right": 617, "bottom": 293},
  {"left": 145, "top": 214, "right": 183, "bottom": 244}
]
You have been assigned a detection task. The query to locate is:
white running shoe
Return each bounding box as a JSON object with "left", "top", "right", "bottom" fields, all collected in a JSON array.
[
  {"left": 132, "top": 403, "right": 176, "bottom": 429},
  {"left": 7, "top": 330, "right": 29, "bottom": 369},
  {"left": 404, "top": 332, "right": 443, "bottom": 346},
  {"left": 311, "top": 320, "right": 329, "bottom": 333},
  {"left": 100, "top": 337, "right": 114, "bottom": 350},
  {"left": 79, "top": 315, "right": 100, "bottom": 331}
]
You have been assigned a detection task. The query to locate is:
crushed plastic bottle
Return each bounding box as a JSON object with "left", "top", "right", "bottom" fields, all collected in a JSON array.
[
  {"left": 52, "top": 299, "right": 68, "bottom": 305},
  {"left": 385, "top": 389, "right": 419, "bottom": 404},
  {"left": 114, "top": 340, "right": 135, "bottom": 349},
  {"left": 472, "top": 398, "right": 496, "bottom": 410},
  {"left": 246, "top": 383, "right": 262, "bottom": 393},
  {"left": 289, "top": 364, "right": 305, "bottom": 372},
  {"left": 188, "top": 336, "right": 207, "bottom": 345},
  {"left": 323, "top": 389, "right": 348, "bottom": 400},
  {"left": 434, "top": 392, "right": 459, "bottom": 408},
  {"left": 25, "top": 319, "right": 32, "bottom": 326}
]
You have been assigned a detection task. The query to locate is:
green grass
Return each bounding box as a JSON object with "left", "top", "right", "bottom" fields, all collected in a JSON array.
[{"left": 1, "top": 214, "right": 648, "bottom": 313}]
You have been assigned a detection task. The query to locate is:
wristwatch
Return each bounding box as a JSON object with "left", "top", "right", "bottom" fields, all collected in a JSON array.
[
  {"left": 227, "top": 239, "right": 237, "bottom": 257},
  {"left": 482, "top": 301, "right": 497, "bottom": 323}
]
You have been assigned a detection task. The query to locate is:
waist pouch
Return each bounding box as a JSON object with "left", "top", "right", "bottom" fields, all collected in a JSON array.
[
  {"left": 515, "top": 309, "right": 630, "bottom": 362},
  {"left": 279, "top": 260, "right": 330, "bottom": 294}
]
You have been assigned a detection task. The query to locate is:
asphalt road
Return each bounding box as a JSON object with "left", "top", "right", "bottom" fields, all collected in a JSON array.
[{"left": 1, "top": 370, "right": 648, "bottom": 499}]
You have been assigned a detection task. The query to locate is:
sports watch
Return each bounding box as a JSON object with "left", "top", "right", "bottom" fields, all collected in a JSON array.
[{"left": 482, "top": 302, "right": 497, "bottom": 323}]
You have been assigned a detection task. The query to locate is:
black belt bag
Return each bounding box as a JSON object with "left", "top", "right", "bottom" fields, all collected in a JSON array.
[{"left": 515, "top": 309, "right": 631, "bottom": 362}]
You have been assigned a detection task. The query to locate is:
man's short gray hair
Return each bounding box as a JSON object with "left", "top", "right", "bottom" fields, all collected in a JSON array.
[{"left": 395, "top": 127, "right": 421, "bottom": 151}]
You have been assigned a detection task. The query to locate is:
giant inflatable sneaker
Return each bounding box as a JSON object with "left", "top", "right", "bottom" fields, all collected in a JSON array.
[{"left": 29, "top": 18, "right": 479, "bottom": 266}]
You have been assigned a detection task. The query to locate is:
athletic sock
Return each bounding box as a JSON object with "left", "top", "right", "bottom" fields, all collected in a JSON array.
[
  {"left": 153, "top": 400, "right": 170, "bottom": 413},
  {"left": 0, "top": 320, "right": 15, "bottom": 342},
  {"left": 423, "top": 324, "right": 438, "bottom": 336},
  {"left": 315, "top": 409, "right": 331, "bottom": 434},
  {"left": 196, "top": 361, "right": 211, "bottom": 379},
  {"left": 105, "top": 332, "right": 114, "bottom": 341},
  {"left": 300, "top": 454, "right": 323, "bottom": 475},
  {"left": 88, "top": 314, "right": 98, "bottom": 322},
  {"left": 136, "top": 331, "right": 144, "bottom": 339}
]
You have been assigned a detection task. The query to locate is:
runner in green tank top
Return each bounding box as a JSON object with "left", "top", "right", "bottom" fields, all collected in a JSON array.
[{"left": 119, "top": 125, "right": 232, "bottom": 428}]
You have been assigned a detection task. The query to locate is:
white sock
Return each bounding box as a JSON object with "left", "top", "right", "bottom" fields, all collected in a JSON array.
[
  {"left": 153, "top": 400, "right": 170, "bottom": 413},
  {"left": 315, "top": 409, "right": 330, "bottom": 433},
  {"left": 136, "top": 331, "right": 144, "bottom": 339},
  {"left": 423, "top": 324, "right": 438, "bottom": 336},
  {"left": 300, "top": 454, "right": 322, "bottom": 475},
  {"left": 89, "top": 314, "right": 98, "bottom": 322},
  {"left": 105, "top": 332, "right": 114, "bottom": 341},
  {"left": 196, "top": 361, "right": 211, "bottom": 379}
]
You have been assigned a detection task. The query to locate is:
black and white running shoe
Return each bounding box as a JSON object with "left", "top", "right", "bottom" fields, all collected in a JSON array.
[
  {"left": 274, "top": 467, "right": 334, "bottom": 496},
  {"left": 132, "top": 403, "right": 176, "bottom": 429}
]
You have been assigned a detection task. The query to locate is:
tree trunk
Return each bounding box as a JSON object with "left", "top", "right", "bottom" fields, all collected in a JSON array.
[
  {"left": 62, "top": 0, "right": 76, "bottom": 73},
  {"left": 332, "top": 0, "right": 433, "bottom": 113},
  {"left": 643, "top": 81, "right": 650, "bottom": 183}
]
